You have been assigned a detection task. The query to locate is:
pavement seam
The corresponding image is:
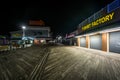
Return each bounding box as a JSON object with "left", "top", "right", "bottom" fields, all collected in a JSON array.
[{"left": 27, "top": 48, "right": 50, "bottom": 80}]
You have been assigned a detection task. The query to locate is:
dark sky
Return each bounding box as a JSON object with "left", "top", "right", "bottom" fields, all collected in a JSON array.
[{"left": 1, "top": 0, "right": 114, "bottom": 36}]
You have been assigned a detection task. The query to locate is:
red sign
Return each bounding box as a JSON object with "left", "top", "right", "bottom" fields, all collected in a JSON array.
[
  {"left": 29, "top": 20, "right": 45, "bottom": 26},
  {"left": 66, "top": 34, "right": 75, "bottom": 38}
]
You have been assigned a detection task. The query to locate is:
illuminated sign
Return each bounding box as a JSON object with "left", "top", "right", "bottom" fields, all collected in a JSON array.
[
  {"left": 29, "top": 20, "right": 45, "bottom": 26},
  {"left": 66, "top": 34, "right": 75, "bottom": 38},
  {"left": 82, "top": 12, "right": 114, "bottom": 31},
  {"left": 12, "top": 33, "right": 22, "bottom": 37}
]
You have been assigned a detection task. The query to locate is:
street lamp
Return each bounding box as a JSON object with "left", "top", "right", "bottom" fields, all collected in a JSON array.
[
  {"left": 22, "top": 26, "right": 26, "bottom": 38},
  {"left": 22, "top": 26, "right": 26, "bottom": 48}
]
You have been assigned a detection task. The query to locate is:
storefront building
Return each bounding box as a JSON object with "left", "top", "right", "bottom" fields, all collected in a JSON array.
[
  {"left": 76, "top": 0, "right": 120, "bottom": 53},
  {"left": 65, "top": 30, "right": 77, "bottom": 45},
  {"left": 10, "top": 26, "right": 52, "bottom": 46},
  {"left": 0, "top": 35, "right": 9, "bottom": 45},
  {"left": 10, "top": 20, "right": 52, "bottom": 46}
]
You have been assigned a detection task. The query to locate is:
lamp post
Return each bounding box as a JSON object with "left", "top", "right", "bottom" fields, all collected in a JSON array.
[
  {"left": 22, "top": 26, "right": 26, "bottom": 38},
  {"left": 22, "top": 26, "right": 26, "bottom": 48}
]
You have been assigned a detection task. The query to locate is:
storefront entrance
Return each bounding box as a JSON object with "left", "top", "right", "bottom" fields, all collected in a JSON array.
[
  {"left": 80, "top": 37, "right": 86, "bottom": 47},
  {"left": 90, "top": 34, "right": 102, "bottom": 50},
  {"left": 109, "top": 31, "right": 120, "bottom": 53}
]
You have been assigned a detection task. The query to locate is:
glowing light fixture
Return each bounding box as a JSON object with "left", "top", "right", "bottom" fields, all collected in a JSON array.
[{"left": 22, "top": 26, "right": 26, "bottom": 29}]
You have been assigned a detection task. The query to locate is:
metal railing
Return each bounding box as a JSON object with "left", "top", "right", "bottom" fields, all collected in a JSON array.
[
  {"left": 107, "top": 0, "right": 120, "bottom": 13},
  {"left": 78, "top": 0, "right": 120, "bottom": 30}
]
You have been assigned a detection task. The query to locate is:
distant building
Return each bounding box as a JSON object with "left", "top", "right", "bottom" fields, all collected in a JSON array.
[
  {"left": 65, "top": 30, "right": 77, "bottom": 45},
  {"left": 0, "top": 35, "right": 9, "bottom": 45},
  {"left": 10, "top": 20, "right": 52, "bottom": 45},
  {"left": 10, "top": 26, "right": 51, "bottom": 44}
]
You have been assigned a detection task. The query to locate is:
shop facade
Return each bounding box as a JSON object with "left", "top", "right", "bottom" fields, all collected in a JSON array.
[
  {"left": 10, "top": 26, "right": 52, "bottom": 46},
  {"left": 65, "top": 30, "right": 77, "bottom": 46},
  {"left": 76, "top": 0, "right": 120, "bottom": 53}
]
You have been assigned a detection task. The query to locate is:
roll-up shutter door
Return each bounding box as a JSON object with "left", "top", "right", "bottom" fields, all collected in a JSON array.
[
  {"left": 80, "top": 37, "right": 86, "bottom": 47},
  {"left": 90, "top": 34, "right": 102, "bottom": 50},
  {"left": 109, "top": 31, "right": 120, "bottom": 53}
]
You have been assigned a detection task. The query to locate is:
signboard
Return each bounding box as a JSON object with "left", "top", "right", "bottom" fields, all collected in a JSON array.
[
  {"left": 29, "top": 20, "right": 45, "bottom": 26},
  {"left": 12, "top": 33, "right": 22, "bottom": 38},
  {"left": 78, "top": 7, "right": 120, "bottom": 34},
  {"left": 82, "top": 12, "right": 114, "bottom": 31},
  {"left": 11, "top": 31, "right": 23, "bottom": 38},
  {"left": 66, "top": 34, "right": 75, "bottom": 38}
]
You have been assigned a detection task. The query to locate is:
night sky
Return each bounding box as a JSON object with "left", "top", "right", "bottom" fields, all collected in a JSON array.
[{"left": 1, "top": 0, "right": 114, "bottom": 37}]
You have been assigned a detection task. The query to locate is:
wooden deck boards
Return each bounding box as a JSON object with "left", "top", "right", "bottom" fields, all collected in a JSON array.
[
  {"left": 42, "top": 46, "right": 120, "bottom": 80},
  {"left": 0, "top": 45, "right": 120, "bottom": 80}
]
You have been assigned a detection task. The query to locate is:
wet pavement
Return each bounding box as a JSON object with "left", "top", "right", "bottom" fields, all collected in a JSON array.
[{"left": 0, "top": 45, "right": 120, "bottom": 80}]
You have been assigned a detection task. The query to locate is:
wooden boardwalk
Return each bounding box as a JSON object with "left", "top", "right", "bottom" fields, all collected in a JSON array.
[
  {"left": 0, "top": 45, "right": 48, "bottom": 80},
  {"left": 42, "top": 46, "right": 120, "bottom": 80},
  {"left": 0, "top": 45, "right": 120, "bottom": 80}
]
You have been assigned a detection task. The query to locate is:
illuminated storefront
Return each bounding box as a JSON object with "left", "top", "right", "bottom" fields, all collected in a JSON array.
[
  {"left": 0, "top": 35, "right": 9, "bottom": 45},
  {"left": 76, "top": 0, "right": 120, "bottom": 53},
  {"left": 10, "top": 26, "right": 52, "bottom": 45},
  {"left": 65, "top": 31, "right": 77, "bottom": 45}
]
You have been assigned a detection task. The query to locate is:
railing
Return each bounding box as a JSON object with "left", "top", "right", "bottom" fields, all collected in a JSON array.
[
  {"left": 78, "top": 0, "right": 120, "bottom": 31},
  {"left": 78, "top": 7, "right": 107, "bottom": 29},
  {"left": 107, "top": 0, "right": 120, "bottom": 13}
]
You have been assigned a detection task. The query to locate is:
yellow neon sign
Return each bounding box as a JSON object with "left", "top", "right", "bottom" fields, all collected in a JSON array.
[
  {"left": 82, "top": 12, "right": 114, "bottom": 31},
  {"left": 12, "top": 33, "right": 22, "bottom": 37}
]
